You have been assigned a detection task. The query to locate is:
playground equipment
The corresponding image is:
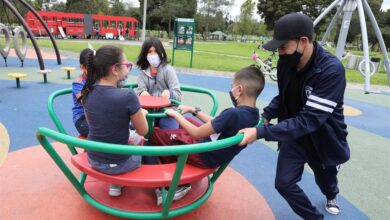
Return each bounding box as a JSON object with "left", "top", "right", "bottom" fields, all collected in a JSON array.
[
  {"left": 36, "top": 84, "right": 260, "bottom": 219},
  {"left": 1, "top": 0, "right": 61, "bottom": 70},
  {"left": 314, "top": 0, "right": 390, "bottom": 93},
  {"left": 7, "top": 73, "right": 27, "bottom": 88}
]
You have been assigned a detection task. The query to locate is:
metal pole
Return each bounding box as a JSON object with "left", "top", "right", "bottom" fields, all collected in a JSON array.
[
  {"left": 172, "top": 19, "right": 176, "bottom": 66},
  {"left": 2, "top": 0, "right": 45, "bottom": 70},
  {"left": 190, "top": 49, "right": 193, "bottom": 68},
  {"left": 356, "top": 0, "right": 371, "bottom": 93},
  {"left": 172, "top": 47, "right": 175, "bottom": 66},
  {"left": 320, "top": 0, "right": 346, "bottom": 45},
  {"left": 362, "top": 0, "right": 390, "bottom": 86},
  {"left": 16, "top": 0, "right": 62, "bottom": 65},
  {"left": 141, "top": 0, "right": 147, "bottom": 42},
  {"left": 314, "top": 0, "right": 342, "bottom": 27},
  {"left": 335, "top": 0, "right": 356, "bottom": 59}
]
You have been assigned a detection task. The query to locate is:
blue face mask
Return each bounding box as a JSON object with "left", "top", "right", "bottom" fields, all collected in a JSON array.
[{"left": 229, "top": 86, "right": 240, "bottom": 107}]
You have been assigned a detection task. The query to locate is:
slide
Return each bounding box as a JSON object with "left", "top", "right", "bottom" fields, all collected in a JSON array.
[{"left": 58, "top": 26, "right": 67, "bottom": 39}]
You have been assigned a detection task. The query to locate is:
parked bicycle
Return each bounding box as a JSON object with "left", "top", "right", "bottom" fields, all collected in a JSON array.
[{"left": 251, "top": 47, "right": 277, "bottom": 81}]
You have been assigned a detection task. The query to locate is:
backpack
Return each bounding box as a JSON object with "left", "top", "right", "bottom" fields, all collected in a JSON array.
[
  {"left": 149, "top": 117, "right": 201, "bottom": 146},
  {"left": 149, "top": 117, "right": 202, "bottom": 164}
]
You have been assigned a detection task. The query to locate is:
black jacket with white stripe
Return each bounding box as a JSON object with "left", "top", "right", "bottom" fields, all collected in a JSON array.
[{"left": 257, "top": 42, "right": 350, "bottom": 166}]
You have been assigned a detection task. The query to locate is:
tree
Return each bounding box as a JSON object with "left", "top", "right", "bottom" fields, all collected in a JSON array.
[
  {"left": 198, "top": 0, "right": 234, "bottom": 39},
  {"left": 139, "top": 0, "right": 196, "bottom": 35},
  {"left": 50, "top": 2, "right": 66, "bottom": 12},
  {"left": 238, "top": 0, "right": 256, "bottom": 36},
  {"left": 300, "top": 0, "right": 334, "bottom": 37},
  {"left": 257, "top": 0, "right": 335, "bottom": 34},
  {"left": 196, "top": 11, "right": 227, "bottom": 34},
  {"left": 0, "top": 0, "right": 38, "bottom": 26},
  {"left": 334, "top": 0, "right": 383, "bottom": 46},
  {"left": 257, "top": 0, "right": 302, "bottom": 30},
  {"left": 254, "top": 22, "right": 272, "bottom": 37},
  {"left": 65, "top": 0, "right": 109, "bottom": 14},
  {"left": 149, "top": 0, "right": 197, "bottom": 36},
  {"left": 381, "top": 26, "right": 390, "bottom": 50},
  {"left": 111, "top": 1, "right": 126, "bottom": 16}
]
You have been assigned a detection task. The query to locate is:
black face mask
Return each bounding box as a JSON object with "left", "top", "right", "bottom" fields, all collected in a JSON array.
[
  {"left": 278, "top": 41, "right": 303, "bottom": 70},
  {"left": 229, "top": 90, "right": 238, "bottom": 107}
]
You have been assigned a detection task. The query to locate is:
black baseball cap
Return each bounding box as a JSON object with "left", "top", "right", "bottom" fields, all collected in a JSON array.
[{"left": 262, "top": 13, "right": 313, "bottom": 51}]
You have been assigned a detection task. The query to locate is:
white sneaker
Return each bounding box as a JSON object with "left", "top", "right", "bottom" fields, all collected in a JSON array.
[
  {"left": 109, "top": 184, "right": 123, "bottom": 197},
  {"left": 155, "top": 188, "right": 163, "bottom": 206},
  {"left": 155, "top": 184, "right": 192, "bottom": 206}
]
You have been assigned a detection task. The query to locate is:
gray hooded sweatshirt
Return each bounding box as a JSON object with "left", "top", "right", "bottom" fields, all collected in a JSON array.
[{"left": 136, "top": 64, "right": 182, "bottom": 101}]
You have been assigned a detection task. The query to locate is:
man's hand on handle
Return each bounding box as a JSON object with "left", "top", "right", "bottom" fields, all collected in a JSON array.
[{"left": 238, "top": 127, "right": 258, "bottom": 146}]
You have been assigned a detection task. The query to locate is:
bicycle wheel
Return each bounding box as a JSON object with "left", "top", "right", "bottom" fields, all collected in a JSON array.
[{"left": 269, "top": 67, "right": 277, "bottom": 81}]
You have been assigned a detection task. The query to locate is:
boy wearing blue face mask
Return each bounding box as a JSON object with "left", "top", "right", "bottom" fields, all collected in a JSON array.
[
  {"left": 165, "top": 66, "right": 265, "bottom": 168},
  {"left": 136, "top": 37, "right": 181, "bottom": 129}
]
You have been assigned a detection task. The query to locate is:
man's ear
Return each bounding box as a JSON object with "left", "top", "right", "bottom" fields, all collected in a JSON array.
[{"left": 301, "top": 37, "right": 310, "bottom": 47}]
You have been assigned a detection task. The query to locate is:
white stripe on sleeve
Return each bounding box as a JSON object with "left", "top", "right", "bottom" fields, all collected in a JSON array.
[
  {"left": 306, "top": 101, "right": 334, "bottom": 113},
  {"left": 308, "top": 95, "right": 337, "bottom": 107}
]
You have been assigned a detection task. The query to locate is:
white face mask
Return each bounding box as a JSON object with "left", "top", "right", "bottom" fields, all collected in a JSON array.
[{"left": 147, "top": 54, "right": 161, "bottom": 68}]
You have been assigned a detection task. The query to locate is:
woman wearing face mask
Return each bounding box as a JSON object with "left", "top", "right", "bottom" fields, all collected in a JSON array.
[{"left": 136, "top": 37, "right": 181, "bottom": 129}]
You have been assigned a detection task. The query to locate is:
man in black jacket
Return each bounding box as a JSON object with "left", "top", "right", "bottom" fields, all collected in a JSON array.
[{"left": 239, "top": 13, "right": 350, "bottom": 220}]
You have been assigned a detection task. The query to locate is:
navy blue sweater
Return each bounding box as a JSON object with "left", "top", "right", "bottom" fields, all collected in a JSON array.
[{"left": 257, "top": 42, "right": 350, "bottom": 166}]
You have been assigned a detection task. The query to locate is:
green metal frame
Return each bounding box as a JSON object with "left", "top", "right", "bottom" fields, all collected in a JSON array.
[
  {"left": 48, "top": 83, "right": 219, "bottom": 149},
  {"left": 43, "top": 84, "right": 263, "bottom": 219},
  {"left": 36, "top": 127, "right": 243, "bottom": 219},
  {"left": 43, "top": 84, "right": 233, "bottom": 219}
]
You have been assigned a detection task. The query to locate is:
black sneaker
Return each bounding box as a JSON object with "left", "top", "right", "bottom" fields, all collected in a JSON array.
[{"left": 325, "top": 198, "right": 340, "bottom": 215}]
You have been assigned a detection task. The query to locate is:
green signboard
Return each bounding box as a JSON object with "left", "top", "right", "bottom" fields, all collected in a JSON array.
[{"left": 172, "top": 18, "right": 195, "bottom": 67}]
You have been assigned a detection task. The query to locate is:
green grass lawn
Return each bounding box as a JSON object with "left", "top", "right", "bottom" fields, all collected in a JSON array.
[{"left": 27, "top": 39, "right": 389, "bottom": 85}]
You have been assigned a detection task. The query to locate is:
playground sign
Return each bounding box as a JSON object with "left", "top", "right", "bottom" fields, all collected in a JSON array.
[{"left": 172, "top": 18, "right": 195, "bottom": 67}]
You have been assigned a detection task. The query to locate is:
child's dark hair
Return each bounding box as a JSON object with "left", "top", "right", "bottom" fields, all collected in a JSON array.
[
  {"left": 78, "top": 45, "right": 124, "bottom": 102},
  {"left": 136, "top": 37, "right": 167, "bottom": 70},
  {"left": 234, "top": 66, "right": 265, "bottom": 98},
  {"left": 79, "top": 48, "right": 93, "bottom": 67}
]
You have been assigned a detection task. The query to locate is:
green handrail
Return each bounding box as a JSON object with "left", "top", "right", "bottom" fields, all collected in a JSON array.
[
  {"left": 179, "top": 85, "right": 219, "bottom": 117},
  {"left": 37, "top": 127, "right": 244, "bottom": 155},
  {"left": 36, "top": 127, "right": 243, "bottom": 219},
  {"left": 47, "top": 88, "right": 77, "bottom": 154},
  {"left": 43, "top": 84, "right": 228, "bottom": 219},
  {"left": 48, "top": 84, "right": 219, "bottom": 147}
]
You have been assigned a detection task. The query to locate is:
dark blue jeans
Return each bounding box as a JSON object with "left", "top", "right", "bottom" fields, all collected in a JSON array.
[
  {"left": 88, "top": 155, "right": 142, "bottom": 175},
  {"left": 275, "top": 142, "right": 339, "bottom": 220},
  {"left": 75, "top": 115, "right": 89, "bottom": 137}
]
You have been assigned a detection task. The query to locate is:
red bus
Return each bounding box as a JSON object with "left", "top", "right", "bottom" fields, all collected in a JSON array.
[{"left": 25, "top": 11, "right": 138, "bottom": 39}]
